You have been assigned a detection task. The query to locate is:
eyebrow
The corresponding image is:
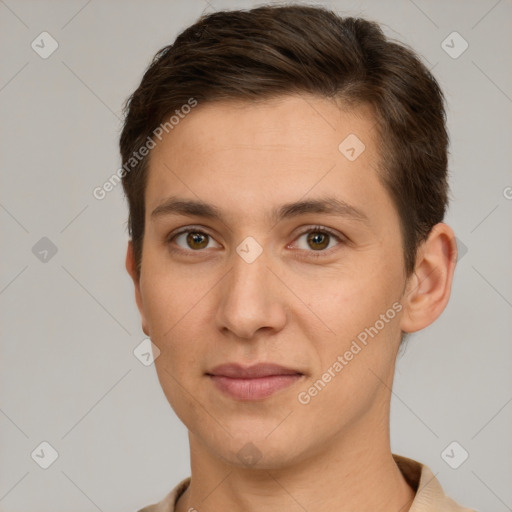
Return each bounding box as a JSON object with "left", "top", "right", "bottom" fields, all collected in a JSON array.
[{"left": 151, "top": 195, "right": 369, "bottom": 224}]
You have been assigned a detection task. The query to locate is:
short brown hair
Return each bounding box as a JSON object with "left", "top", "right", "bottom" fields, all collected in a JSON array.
[{"left": 120, "top": 4, "right": 449, "bottom": 278}]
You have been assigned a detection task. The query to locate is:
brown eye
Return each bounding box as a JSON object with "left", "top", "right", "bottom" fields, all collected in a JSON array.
[
  {"left": 306, "top": 232, "right": 330, "bottom": 250},
  {"left": 292, "top": 226, "right": 345, "bottom": 258},
  {"left": 169, "top": 228, "right": 221, "bottom": 253},
  {"left": 186, "top": 232, "right": 209, "bottom": 249}
]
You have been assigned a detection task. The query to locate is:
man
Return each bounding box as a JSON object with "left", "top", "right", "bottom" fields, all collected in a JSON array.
[{"left": 121, "top": 5, "right": 476, "bottom": 511}]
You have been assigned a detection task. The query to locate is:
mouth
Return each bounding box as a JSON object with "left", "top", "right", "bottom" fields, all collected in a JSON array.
[{"left": 206, "top": 363, "right": 304, "bottom": 401}]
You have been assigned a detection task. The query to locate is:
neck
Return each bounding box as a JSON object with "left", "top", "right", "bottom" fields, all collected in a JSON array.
[{"left": 176, "top": 419, "right": 415, "bottom": 512}]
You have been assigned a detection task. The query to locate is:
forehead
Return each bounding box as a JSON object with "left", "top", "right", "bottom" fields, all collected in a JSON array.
[
  {"left": 144, "top": 94, "right": 390, "bottom": 225},
  {"left": 151, "top": 95, "right": 378, "bottom": 160}
]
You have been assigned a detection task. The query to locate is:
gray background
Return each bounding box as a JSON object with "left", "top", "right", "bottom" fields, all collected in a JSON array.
[{"left": 1, "top": 0, "right": 511, "bottom": 510}]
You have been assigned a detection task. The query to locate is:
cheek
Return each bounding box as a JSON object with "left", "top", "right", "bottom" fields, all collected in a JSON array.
[
  {"left": 295, "top": 281, "right": 402, "bottom": 426},
  {"left": 297, "top": 267, "right": 405, "bottom": 412},
  {"left": 302, "top": 262, "right": 402, "bottom": 344},
  {"left": 139, "top": 263, "right": 212, "bottom": 363},
  {"left": 142, "top": 270, "right": 207, "bottom": 419},
  {"left": 141, "top": 279, "right": 176, "bottom": 337},
  {"left": 139, "top": 256, "right": 199, "bottom": 335}
]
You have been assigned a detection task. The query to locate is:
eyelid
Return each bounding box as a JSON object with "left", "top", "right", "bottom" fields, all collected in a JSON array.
[
  {"left": 167, "top": 225, "right": 215, "bottom": 241},
  {"left": 292, "top": 225, "right": 344, "bottom": 242}
]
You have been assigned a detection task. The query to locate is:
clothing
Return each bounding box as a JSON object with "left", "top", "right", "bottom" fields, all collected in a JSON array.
[{"left": 137, "top": 453, "right": 476, "bottom": 512}]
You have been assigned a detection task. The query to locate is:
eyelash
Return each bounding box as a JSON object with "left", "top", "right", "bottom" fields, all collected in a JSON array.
[{"left": 166, "top": 225, "right": 345, "bottom": 259}]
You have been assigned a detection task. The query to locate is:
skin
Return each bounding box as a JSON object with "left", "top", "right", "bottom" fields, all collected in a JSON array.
[{"left": 126, "top": 94, "right": 457, "bottom": 512}]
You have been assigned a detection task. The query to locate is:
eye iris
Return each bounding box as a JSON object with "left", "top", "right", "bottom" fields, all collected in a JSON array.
[
  {"left": 187, "top": 232, "right": 208, "bottom": 249},
  {"left": 307, "top": 232, "right": 329, "bottom": 250}
]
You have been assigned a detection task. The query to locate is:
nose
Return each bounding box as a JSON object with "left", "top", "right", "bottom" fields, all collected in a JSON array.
[{"left": 215, "top": 243, "right": 287, "bottom": 340}]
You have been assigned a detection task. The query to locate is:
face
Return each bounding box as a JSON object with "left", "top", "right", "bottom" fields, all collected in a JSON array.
[{"left": 129, "top": 94, "right": 413, "bottom": 469}]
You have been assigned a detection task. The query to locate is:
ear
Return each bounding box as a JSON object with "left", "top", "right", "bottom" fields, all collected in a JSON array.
[
  {"left": 400, "top": 223, "right": 458, "bottom": 333},
  {"left": 125, "top": 240, "right": 149, "bottom": 336}
]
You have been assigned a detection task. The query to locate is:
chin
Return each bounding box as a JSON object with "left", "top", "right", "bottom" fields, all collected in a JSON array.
[{"left": 205, "top": 430, "right": 305, "bottom": 470}]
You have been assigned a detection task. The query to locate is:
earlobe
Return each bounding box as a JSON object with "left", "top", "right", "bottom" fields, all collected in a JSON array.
[
  {"left": 400, "top": 223, "right": 458, "bottom": 333},
  {"left": 125, "top": 241, "right": 150, "bottom": 336}
]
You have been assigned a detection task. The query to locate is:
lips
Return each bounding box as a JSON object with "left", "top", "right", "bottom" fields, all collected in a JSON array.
[
  {"left": 207, "top": 363, "right": 303, "bottom": 379},
  {"left": 206, "top": 363, "right": 304, "bottom": 401}
]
